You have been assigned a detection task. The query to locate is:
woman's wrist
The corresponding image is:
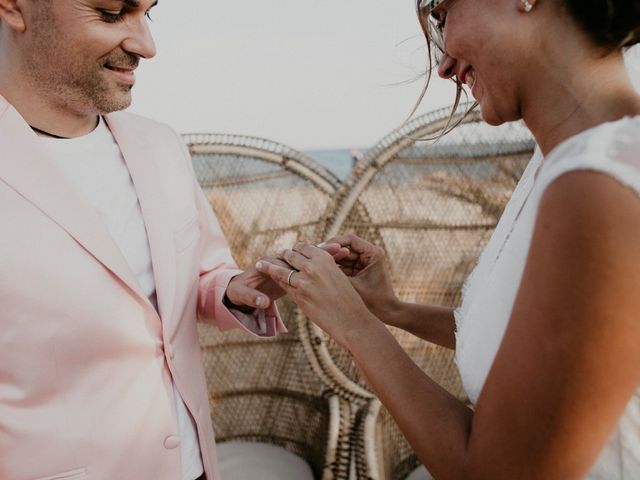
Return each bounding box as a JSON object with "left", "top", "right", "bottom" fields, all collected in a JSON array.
[
  {"left": 342, "top": 309, "right": 389, "bottom": 353},
  {"left": 369, "top": 296, "right": 404, "bottom": 327}
]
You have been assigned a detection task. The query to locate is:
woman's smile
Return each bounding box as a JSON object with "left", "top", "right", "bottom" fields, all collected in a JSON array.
[{"left": 460, "top": 66, "right": 475, "bottom": 88}]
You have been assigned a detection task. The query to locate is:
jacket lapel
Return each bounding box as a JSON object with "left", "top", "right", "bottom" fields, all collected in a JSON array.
[
  {"left": 105, "top": 113, "right": 177, "bottom": 325},
  {"left": 0, "top": 97, "right": 147, "bottom": 304}
]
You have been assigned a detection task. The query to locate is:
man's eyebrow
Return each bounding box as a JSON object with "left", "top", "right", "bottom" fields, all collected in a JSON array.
[{"left": 121, "top": 0, "right": 159, "bottom": 8}]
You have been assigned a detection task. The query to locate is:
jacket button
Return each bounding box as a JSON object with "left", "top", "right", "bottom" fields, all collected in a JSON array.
[
  {"left": 164, "top": 435, "right": 181, "bottom": 449},
  {"left": 167, "top": 344, "right": 175, "bottom": 360}
]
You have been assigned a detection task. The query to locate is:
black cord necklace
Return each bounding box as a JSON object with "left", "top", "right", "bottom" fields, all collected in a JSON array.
[
  {"left": 29, "top": 116, "right": 101, "bottom": 139},
  {"left": 29, "top": 125, "right": 71, "bottom": 139}
]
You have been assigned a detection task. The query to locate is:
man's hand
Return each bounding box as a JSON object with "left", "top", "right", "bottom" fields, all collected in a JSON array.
[
  {"left": 224, "top": 243, "right": 350, "bottom": 312},
  {"left": 224, "top": 256, "right": 291, "bottom": 311}
]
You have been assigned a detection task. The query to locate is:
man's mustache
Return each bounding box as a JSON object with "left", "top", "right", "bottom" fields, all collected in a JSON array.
[{"left": 102, "top": 52, "right": 140, "bottom": 70}]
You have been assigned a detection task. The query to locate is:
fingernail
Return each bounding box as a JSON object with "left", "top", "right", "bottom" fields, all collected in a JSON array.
[
  {"left": 317, "top": 242, "right": 327, "bottom": 247},
  {"left": 255, "top": 261, "right": 263, "bottom": 269},
  {"left": 256, "top": 296, "right": 265, "bottom": 307}
]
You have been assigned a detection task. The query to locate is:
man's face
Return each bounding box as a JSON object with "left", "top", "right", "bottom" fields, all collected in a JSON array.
[{"left": 22, "top": 0, "right": 157, "bottom": 115}]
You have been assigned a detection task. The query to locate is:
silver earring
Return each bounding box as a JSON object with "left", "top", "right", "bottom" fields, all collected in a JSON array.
[{"left": 522, "top": 0, "right": 533, "bottom": 12}]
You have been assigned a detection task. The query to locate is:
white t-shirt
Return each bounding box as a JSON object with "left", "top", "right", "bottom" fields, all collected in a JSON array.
[
  {"left": 38, "top": 117, "right": 204, "bottom": 480},
  {"left": 455, "top": 116, "right": 640, "bottom": 478}
]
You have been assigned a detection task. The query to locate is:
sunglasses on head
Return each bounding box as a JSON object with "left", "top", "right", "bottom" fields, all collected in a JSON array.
[
  {"left": 420, "top": 0, "right": 449, "bottom": 58},
  {"left": 420, "top": 0, "right": 446, "bottom": 10}
]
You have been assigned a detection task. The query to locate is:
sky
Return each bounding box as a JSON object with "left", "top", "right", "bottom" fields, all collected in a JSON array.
[
  {"left": 129, "top": 0, "right": 640, "bottom": 151},
  {"left": 129, "top": 0, "right": 454, "bottom": 150}
]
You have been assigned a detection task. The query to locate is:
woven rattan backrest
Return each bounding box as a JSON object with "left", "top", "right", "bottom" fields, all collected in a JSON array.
[{"left": 184, "top": 133, "right": 341, "bottom": 475}]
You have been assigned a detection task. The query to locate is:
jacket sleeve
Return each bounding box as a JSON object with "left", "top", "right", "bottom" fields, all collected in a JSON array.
[{"left": 176, "top": 134, "right": 287, "bottom": 337}]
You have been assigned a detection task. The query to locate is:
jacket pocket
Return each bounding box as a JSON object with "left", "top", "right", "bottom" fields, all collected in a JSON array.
[
  {"left": 174, "top": 215, "right": 200, "bottom": 252},
  {"left": 34, "top": 467, "right": 88, "bottom": 480}
]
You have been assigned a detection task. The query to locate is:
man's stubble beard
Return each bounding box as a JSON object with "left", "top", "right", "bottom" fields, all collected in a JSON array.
[{"left": 23, "top": 6, "right": 133, "bottom": 115}]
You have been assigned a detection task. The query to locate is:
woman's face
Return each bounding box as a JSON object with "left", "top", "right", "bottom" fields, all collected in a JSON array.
[{"left": 429, "top": 0, "right": 531, "bottom": 125}]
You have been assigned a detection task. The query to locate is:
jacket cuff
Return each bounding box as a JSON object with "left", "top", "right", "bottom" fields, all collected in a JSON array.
[{"left": 200, "top": 269, "right": 287, "bottom": 337}]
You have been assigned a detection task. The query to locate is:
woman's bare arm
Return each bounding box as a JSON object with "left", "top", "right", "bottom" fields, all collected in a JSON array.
[{"left": 377, "top": 301, "right": 456, "bottom": 349}]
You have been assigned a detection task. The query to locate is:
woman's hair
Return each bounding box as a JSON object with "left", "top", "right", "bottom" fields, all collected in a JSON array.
[
  {"left": 410, "top": 0, "right": 640, "bottom": 135},
  {"left": 410, "top": 0, "right": 474, "bottom": 139},
  {"left": 563, "top": 0, "right": 640, "bottom": 51}
]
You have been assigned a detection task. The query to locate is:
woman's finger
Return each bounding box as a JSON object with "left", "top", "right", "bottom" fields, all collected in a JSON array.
[
  {"left": 317, "top": 242, "right": 351, "bottom": 263},
  {"left": 281, "top": 249, "right": 310, "bottom": 271},
  {"left": 338, "top": 265, "right": 357, "bottom": 276},
  {"left": 259, "top": 255, "right": 291, "bottom": 269},
  {"left": 293, "top": 242, "right": 329, "bottom": 260},
  {"left": 323, "top": 234, "right": 354, "bottom": 248},
  {"left": 255, "top": 259, "right": 300, "bottom": 288},
  {"left": 317, "top": 242, "right": 341, "bottom": 255},
  {"left": 326, "top": 233, "right": 375, "bottom": 256},
  {"left": 332, "top": 247, "right": 351, "bottom": 262},
  {"left": 336, "top": 250, "right": 360, "bottom": 264}
]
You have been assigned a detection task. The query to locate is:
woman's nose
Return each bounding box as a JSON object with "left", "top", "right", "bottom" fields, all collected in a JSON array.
[{"left": 437, "top": 53, "right": 457, "bottom": 79}]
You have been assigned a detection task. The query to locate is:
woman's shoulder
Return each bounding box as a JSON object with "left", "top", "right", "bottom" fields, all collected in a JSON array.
[{"left": 537, "top": 116, "right": 640, "bottom": 196}]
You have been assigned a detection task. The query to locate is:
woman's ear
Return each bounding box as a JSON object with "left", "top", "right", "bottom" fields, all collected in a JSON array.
[
  {"left": 517, "top": 0, "right": 538, "bottom": 13},
  {"left": 0, "top": 0, "right": 27, "bottom": 33}
]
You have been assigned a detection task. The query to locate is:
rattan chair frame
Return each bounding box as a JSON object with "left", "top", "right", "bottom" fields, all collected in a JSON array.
[{"left": 183, "top": 133, "right": 341, "bottom": 194}]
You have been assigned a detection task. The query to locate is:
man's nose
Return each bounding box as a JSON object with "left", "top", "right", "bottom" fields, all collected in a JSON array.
[
  {"left": 437, "top": 53, "right": 456, "bottom": 80},
  {"left": 121, "top": 17, "right": 157, "bottom": 60}
]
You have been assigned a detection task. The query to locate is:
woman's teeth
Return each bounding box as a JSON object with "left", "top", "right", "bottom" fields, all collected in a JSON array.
[{"left": 466, "top": 69, "right": 476, "bottom": 88}]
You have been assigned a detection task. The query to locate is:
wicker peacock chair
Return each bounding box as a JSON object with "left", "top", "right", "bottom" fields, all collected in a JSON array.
[
  {"left": 302, "top": 104, "right": 536, "bottom": 479},
  {"left": 183, "top": 133, "right": 351, "bottom": 479}
]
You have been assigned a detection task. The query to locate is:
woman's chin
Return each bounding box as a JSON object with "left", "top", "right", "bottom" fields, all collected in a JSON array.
[
  {"left": 477, "top": 101, "right": 515, "bottom": 126},
  {"left": 478, "top": 104, "right": 504, "bottom": 126}
]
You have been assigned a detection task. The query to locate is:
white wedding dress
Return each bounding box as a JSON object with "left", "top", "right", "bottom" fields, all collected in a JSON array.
[{"left": 455, "top": 115, "right": 640, "bottom": 478}]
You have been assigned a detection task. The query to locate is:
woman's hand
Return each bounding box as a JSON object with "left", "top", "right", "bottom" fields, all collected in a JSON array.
[
  {"left": 256, "top": 242, "right": 378, "bottom": 348},
  {"left": 323, "top": 233, "right": 400, "bottom": 319}
]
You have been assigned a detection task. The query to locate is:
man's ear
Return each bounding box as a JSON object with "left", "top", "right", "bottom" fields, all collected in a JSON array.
[{"left": 0, "top": 0, "right": 26, "bottom": 32}]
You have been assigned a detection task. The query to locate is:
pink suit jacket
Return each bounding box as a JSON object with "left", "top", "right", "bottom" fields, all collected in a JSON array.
[{"left": 0, "top": 94, "right": 286, "bottom": 480}]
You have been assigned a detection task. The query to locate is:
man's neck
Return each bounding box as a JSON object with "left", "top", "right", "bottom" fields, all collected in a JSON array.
[{"left": 0, "top": 65, "right": 100, "bottom": 138}]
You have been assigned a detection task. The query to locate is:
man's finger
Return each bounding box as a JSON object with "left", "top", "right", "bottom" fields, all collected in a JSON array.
[{"left": 227, "top": 283, "right": 271, "bottom": 309}]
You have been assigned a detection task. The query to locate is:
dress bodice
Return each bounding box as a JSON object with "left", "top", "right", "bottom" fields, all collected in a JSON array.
[{"left": 455, "top": 116, "right": 640, "bottom": 478}]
